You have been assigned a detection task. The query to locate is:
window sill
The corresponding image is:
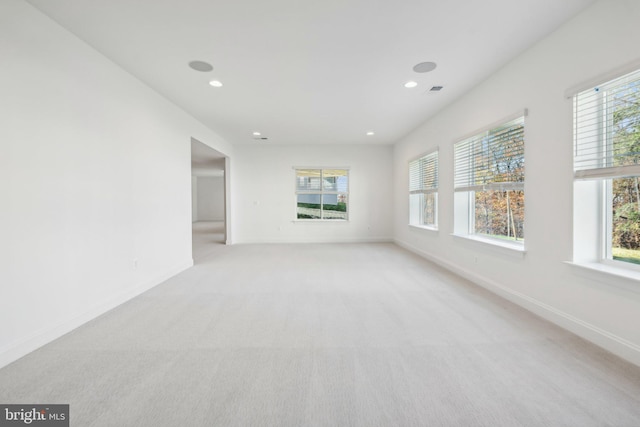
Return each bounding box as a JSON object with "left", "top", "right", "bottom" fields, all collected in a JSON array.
[
  {"left": 565, "top": 261, "right": 640, "bottom": 293},
  {"left": 409, "top": 224, "right": 438, "bottom": 232},
  {"left": 451, "top": 233, "right": 526, "bottom": 258}
]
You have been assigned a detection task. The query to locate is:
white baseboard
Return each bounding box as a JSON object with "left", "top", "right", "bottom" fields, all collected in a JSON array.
[
  {"left": 395, "top": 239, "right": 640, "bottom": 367},
  {"left": 0, "top": 259, "right": 194, "bottom": 369},
  {"left": 234, "top": 236, "right": 394, "bottom": 244}
]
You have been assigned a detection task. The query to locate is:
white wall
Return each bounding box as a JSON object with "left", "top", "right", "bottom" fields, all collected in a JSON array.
[
  {"left": 393, "top": 0, "right": 640, "bottom": 365},
  {"left": 0, "top": 0, "right": 233, "bottom": 368},
  {"left": 233, "top": 144, "right": 393, "bottom": 243},
  {"left": 196, "top": 176, "right": 225, "bottom": 221},
  {"left": 191, "top": 176, "right": 198, "bottom": 222}
]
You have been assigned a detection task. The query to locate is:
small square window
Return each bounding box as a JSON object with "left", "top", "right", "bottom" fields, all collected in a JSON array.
[{"left": 295, "top": 168, "right": 349, "bottom": 221}]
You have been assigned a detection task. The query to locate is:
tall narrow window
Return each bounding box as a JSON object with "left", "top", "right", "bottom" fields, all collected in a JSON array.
[
  {"left": 573, "top": 68, "right": 640, "bottom": 266},
  {"left": 454, "top": 115, "right": 525, "bottom": 243},
  {"left": 409, "top": 150, "right": 438, "bottom": 228},
  {"left": 295, "top": 168, "right": 349, "bottom": 220}
]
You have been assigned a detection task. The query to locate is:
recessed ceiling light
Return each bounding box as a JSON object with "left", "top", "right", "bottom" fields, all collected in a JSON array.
[
  {"left": 404, "top": 81, "right": 418, "bottom": 88},
  {"left": 253, "top": 131, "right": 261, "bottom": 136},
  {"left": 366, "top": 131, "right": 375, "bottom": 136},
  {"left": 413, "top": 62, "right": 437, "bottom": 73},
  {"left": 188, "top": 60, "right": 213, "bottom": 72},
  {"left": 209, "top": 80, "right": 223, "bottom": 87}
]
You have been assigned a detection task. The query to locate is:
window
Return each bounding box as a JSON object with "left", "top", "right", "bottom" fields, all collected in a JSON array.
[
  {"left": 409, "top": 150, "right": 438, "bottom": 228},
  {"left": 295, "top": 168, "right": 348, "bottom": 220},
  {"left": 454, "top": 115, "right": 525, "bottom": 244},
  {"left": 573, "top": 68, "right": 640, "bottom": 267}
]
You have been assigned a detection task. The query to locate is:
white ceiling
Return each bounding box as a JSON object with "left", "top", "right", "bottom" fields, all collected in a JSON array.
[{"left": 27, "top": 0, "right": 596, "bottom": 146}]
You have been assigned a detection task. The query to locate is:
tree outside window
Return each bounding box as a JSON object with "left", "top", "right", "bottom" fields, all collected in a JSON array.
[{"left": 454, "top": 115, "right": 525, "bottom": 243}]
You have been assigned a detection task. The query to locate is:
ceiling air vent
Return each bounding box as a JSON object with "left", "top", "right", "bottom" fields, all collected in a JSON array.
[{"left": 430, "top": 86, "right": 443, "bottom": 92}]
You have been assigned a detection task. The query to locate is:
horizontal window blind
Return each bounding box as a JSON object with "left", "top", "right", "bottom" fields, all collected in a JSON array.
[
  {"left": 409, "top": 151, "right": 438, "bottom": 195},
  {"left": 454, "top": 116, "right": 525, "bottom": 192},
  {"left": 574, "top": 68, "right": 640, "bottom": 180},
  {"left": 296, "top": 169, "right": 349, "bottom": 192},
  {"left": 296, "top": 169, "right": 322, "bottom": 191}
]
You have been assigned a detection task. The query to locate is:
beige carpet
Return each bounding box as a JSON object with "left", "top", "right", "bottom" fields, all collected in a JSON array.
[{"left": 1, "top": 241, "right": 640, "bottom": 426}]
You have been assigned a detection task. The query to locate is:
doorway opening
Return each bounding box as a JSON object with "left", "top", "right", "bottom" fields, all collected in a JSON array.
[{"left": 191, "top": 139, "right": 229, "bottom": 262}]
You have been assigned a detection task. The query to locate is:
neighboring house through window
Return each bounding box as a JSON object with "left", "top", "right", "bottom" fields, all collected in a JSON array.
[{"left": 295, "top": 168, "right": 349, "bottom": 220}]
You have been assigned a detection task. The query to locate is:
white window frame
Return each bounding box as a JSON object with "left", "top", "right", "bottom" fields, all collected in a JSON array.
[
  {"left": 572, "top": 67, "right": 640, "bottom": 272},
  {"left": 294, "top": 167, "right": 350, "bottom": 221},
  {"left": 409, "top": 150, "right": 438, "bottom": 230},
  {"left": 453, "top": 112, "right": 527, "bottom": 250}
]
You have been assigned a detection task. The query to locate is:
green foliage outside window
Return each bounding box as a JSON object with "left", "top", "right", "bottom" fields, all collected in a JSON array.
[{"left": 611, "top": 80, "right": 640, "bottom": 263}]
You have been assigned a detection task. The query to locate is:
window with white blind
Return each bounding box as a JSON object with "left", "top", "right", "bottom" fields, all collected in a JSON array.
[
  {"left": 573, "top": 67, "right": 640, "bottom": 267},
  {"left": 409, "top": 150, "right": 438, "bottom": 228},
  {"left": 295, "top": 168, "right": 349, "bottom": 220},
  {"left": 453, "top": 114, "right": 525, "bottom": 244}
]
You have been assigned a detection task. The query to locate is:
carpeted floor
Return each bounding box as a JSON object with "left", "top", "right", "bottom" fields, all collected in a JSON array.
[
  {"left": 192, "top": 221, "right": 225, "bottom": 260},
  {"left": 1, "top": 238, "right": 640, "bottom": 426}
]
